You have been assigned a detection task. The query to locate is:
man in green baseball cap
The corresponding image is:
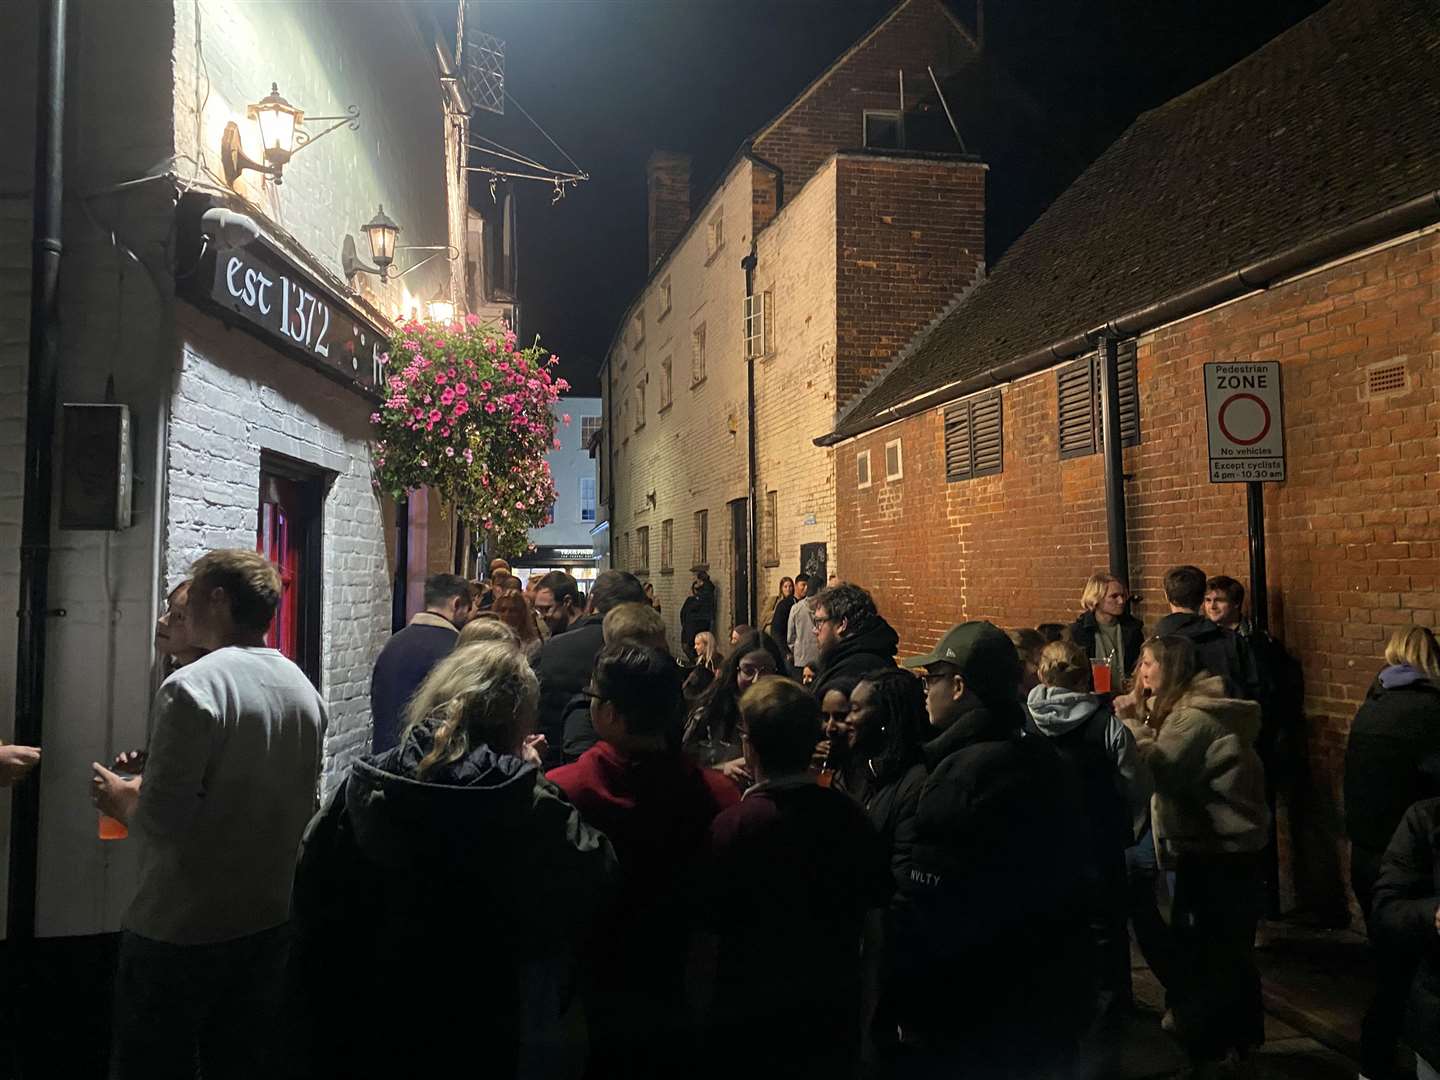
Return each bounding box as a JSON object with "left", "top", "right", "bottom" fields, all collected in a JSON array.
[{"left": 902, "top": 620, "right": 1023, "bottom": 731}]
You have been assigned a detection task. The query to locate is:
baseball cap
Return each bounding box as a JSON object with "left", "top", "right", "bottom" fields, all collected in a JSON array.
[{"left": 902, "top": 621, "right": 1019, "bottom": 681}]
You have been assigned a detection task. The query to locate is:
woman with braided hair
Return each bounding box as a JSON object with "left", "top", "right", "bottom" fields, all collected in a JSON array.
[{"left": 289, "top": 641, "right": 618, "bottom": 1079}]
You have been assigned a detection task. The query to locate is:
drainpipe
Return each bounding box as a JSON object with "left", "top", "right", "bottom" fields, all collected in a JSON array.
[
  {"left": 391, "top": 496, "right": 409, "bottom": 632},
  {"left": 1096, "top": 334, "right": 1130, "bottom": 586},
  {"left": 10, "top": 0, "right": 67, "bottom": 945},
  {"left": 741, "top": 243, "right": 759, "bottom": 626}
]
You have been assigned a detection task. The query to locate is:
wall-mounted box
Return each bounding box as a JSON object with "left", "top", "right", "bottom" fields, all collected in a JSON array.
[{"left": 60, "top": 403, "right": 132, "bottom": 530}]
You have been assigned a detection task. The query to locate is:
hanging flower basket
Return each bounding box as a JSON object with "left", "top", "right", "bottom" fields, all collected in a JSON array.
[{"left": 370, "top": 316, "right": 570, "bottom": 556}]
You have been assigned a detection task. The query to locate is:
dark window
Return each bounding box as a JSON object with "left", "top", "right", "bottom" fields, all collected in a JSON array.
[
  {"left": 944, "top": 392, "right": 1003, "bottom": 481},
  {"left": 864, "top": 110, "right": 904, "bottom": 149},
  {"left": 1057, "top": 339, "right": 1140, "bottom": 460}
]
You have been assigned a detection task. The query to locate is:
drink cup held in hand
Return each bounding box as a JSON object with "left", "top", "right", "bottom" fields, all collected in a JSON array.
[
  {"left": 98, "top": 770, "right": 134, "bottom": 841},
  {"left": 1091, "top": 661, "right": 1113, "bottom": 695}
]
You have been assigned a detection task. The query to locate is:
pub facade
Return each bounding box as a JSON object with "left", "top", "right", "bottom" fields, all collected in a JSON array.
[{"left": 0, "top": 0, "right": 490, "bottom": 939}]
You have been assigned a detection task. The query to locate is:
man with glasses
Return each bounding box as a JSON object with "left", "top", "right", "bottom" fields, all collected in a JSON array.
[
  {"left": 532, "top": 570, "right": 583, "bottom": 638},
  {"left": 547, "top": 644, "right": 737, "bottom": 1076},
  {"left": 809, "top": 582, "right": 899, "bottom": 701}
]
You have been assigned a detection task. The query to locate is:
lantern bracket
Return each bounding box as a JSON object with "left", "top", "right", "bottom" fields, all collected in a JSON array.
[
  {"left": 341, "top": 236, "right": 460, "bottom": 285},
  {"left": 292, "top": 106, "right": 362, "bottom": 153}
]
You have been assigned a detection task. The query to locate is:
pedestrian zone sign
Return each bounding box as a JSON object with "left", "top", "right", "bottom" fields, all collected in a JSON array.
[{"left": 1204, "top": 361, "right": 1285, "bottom": 483}]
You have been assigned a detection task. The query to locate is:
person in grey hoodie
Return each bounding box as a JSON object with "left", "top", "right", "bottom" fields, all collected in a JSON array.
[
  {"left": 1026, "top": 640, "right": 1148, "bottom": 1021},
  {"left": 1116, "top": 634, "right": 1268, "bottom": 1074}
]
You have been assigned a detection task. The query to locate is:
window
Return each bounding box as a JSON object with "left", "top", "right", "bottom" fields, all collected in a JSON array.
[
  {"left": 660, "top": 356, "right": 673, "bottom": 410},
  {"left": 864, "top": 110, "right": 904, "bottom": 149},
  {"left": 885, "top": 439, "right": 903, "bottom": 481},
  {"left": 857, "top": 449, "right": 872, "bottom": 489},
  {"left": 658, "top": 277, "right": 672, "bottom": 318},
  {"left": 706, "top": 209, "right": 724, "bottom": 260},
  {"left": 944, "top": 392, "right": 1004, "bottom": 481},
  {"left": 580, "top": 415, "right": 602, "bottom": 448},
  {"left": 629, "top": 310, "right": 645, "bottom": 347},
  {"left": 637, "top": 526, "right": 651, "bottom": 573},
  {"left": 763, "top": 490, "right": 779, "bottom": 566},
  {"left": 693, "top": 508, "right": 709, "bottom": 568},
  {"left": 744, "top": 290, "right": 770, "bottom": 360},
  {"left": 635, "top": 380, "right": 646, "bottom": 431},
  {"left": 1057, "top": 339, "right": 1140, "bottom": 460},
  {"left": 691, "top": 323, "right": 707, "bottom": 385},
  {"left": 661, "top": 518, "right": 674, "bottom": 572},
  {"left": 579, "top": 475, "right": 596, "bottom": 522}
]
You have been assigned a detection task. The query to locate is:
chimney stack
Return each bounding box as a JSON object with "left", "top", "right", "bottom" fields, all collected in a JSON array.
[{"left": 646, "top": 150, "right": 691, "bottom": 270}]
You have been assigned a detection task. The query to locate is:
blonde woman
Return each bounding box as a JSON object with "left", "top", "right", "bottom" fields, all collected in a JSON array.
[
  {"left": 290, "top": 642, "right": 618, "bottom": 1079},
  {"left": 1115, "top": 635, "right": 1267, "bottom": 1072},
  {"left": 1069, "top": 572, "right": 1144, "bottom": 683},
  {"left": 1343, "top": 625, "right": 1440, "bottom": 1080},
  {"left": 458, "top": 615, "right": 520, "bottom": 648}
]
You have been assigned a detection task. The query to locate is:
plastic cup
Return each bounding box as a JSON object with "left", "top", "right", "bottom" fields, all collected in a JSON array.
[
  {"left": 1092, "top": 662, "right": 1113, "bottom": 695},
  {"left": 98, "top": 813, "right": 128, "bottom": 841}
]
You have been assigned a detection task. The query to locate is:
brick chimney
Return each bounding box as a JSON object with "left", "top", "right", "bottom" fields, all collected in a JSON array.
[{"left": 646, "top": 150, "right": 691, "bottom": 270}]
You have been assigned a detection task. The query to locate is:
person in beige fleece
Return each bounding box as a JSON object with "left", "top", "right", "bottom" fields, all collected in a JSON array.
[{"left": 1115, "top": 634, "right": 1268, "bottom": 1079}]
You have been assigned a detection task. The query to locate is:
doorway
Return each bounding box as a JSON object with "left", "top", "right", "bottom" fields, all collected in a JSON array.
[{"left": 258, "top": 455, "right": 326, "bottom": 686}]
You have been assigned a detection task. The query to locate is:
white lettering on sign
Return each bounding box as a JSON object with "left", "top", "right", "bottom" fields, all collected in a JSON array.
[
  {"left": 230, "top": 255, "right": 338, "bottom": 364},
  {"left": 1204, "top": 361, "right": 1285, "bottom": 483}
]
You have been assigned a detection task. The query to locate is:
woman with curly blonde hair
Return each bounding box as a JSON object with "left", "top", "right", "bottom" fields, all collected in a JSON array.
[{"left": 290, "top": 642, "right": 617, "bottom": 1079}]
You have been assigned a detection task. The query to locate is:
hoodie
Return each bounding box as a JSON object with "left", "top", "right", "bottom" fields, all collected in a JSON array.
[
  {"left": 1026, "top": 685, "right": 1149, "bottom": 844},
  {"left": 290, "top": 724, "right": 618, "bottom": 1079},
  {"left": 1152, "top": 611, "right": 1262, "bottom": 700},
  {"left": 1127, "top": 676, "right": 1268, "bottom": 862},
  {"left": 812, "top": 616, "right": 900, "bottom": 700},
  {"left": 1344, "top": 665, "right": 1440, "bottom": 855}
]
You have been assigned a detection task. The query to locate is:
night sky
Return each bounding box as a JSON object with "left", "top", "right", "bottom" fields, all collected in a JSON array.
[{"left": 463, "top": 0, "right": 1327, "bottom": 398}]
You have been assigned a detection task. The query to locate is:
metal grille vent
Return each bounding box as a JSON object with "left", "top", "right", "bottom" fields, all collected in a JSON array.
[{"left": 1368, "top": 362, "right": 1407, "bottom": 397}]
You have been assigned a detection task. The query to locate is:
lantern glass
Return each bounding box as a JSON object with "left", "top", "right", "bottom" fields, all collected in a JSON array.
[
  {"left": 251, "top": 83, "right": 302, "bottom": 165},
  {"left": 427, "top": 297, "right": 456, "bottom": 323},
  {"left": 362, "top": 205, "right": 401, "bottom": 268}
]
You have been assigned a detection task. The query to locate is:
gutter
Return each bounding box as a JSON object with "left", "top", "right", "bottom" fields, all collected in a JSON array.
[{"left": 815, "top": 187, "right": 1440, "bottom": 446}]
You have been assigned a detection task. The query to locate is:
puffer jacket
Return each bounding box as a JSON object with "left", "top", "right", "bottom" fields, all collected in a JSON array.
[
  {"left": 1372, "top": 797, "right": 1440, "bottom": 1070},
  {"left": 1126, "top": 676, "right": 1268, "bottom": 863},
  {"left": 289, "top": 723, "right": 619, "bottom": 1079}
]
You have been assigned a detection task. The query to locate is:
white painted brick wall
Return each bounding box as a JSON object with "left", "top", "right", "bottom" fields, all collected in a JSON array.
[{"left": 172, "top": 310, "right": 392, "bottom": 793}]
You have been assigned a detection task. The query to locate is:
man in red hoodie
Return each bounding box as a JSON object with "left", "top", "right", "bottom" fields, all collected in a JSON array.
[{"left": 547, "top": 643, "right": 738, "bottom": 1078}]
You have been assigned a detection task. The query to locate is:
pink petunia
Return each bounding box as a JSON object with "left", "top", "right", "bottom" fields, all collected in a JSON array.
[
  {"left": 484, "top": 401, "right": 497, "bottom": 414},
  {"left": 369, "top": 412, "right": 381, "bottom": 423},
  {"left": 440, "top": 427, "right": 450, "bottom": 437},
  {"left": 440, "top": 389, "right": 455, "bottom": 406},
  {"left": 434, "top": 373, "right": 448, "bottom": 385},
  {"left": 429, "top": 409, "right": 443, "bottom": 422},
  {"left": 553, "top": 438, "right": 562, "bottom": 449},
  {"left": 452, "top": 402, "right": 469, "bottom": 418},
  {"left": 455, "top": 383, "right": 468, "bottom": 396}
]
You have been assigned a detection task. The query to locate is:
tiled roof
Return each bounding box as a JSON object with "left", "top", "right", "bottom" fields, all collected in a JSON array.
[{"left": 830, "top": 0, "right": 1440, "bottom": 441}]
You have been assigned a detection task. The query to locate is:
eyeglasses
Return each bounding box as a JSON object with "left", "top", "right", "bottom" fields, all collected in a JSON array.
[
  {"left": 738, "top": 663, "right": 775, "bottom": 678},
  {"left": 921, "top": 671, "right": 953, "bottom": 686},
  {"left": 813, "top": 614, "right": 835, "bottom": 626}
]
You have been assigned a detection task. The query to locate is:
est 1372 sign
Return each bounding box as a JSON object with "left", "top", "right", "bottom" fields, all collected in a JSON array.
[
  {"left": 207, "top": 241, "right": 388, "bottom": 396},
  {"left": 1204, "top": 361, "right": 1285, "bottom": 483}
]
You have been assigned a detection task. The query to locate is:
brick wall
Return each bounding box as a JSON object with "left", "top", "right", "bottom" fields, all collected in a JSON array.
[
  {"left": 171, "top": 309, "right": 392, "bottom": 795},
  {"left": 836, "top": 230, "right": 1440, "bottom": 914},
  {"left": 647, "top": 151, "right": 691, "bottom": 271},
  {"left": 835, "top": 154, "right": 986, "bottom": 408},
  {"left": 751, "top": 0, "right": 974, "bottom": 194}
]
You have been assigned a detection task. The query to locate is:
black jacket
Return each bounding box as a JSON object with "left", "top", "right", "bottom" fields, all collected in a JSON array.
[
  {"left": 1373, "top": 797, "right": 1440, "bottom": 1069},
  {"left": 369, "top": 616, "right": 458, "bottom": 753},
  {"left": 856, "top": 760, "right": 927, "bottom": 891},
  {"left": 1067, "top": 611, "right": 1145, "bottom": 678},
  {"left": 1153, "top": 612, "right": 1263, "bottom": 700},
  {"left": 679, "top": 584, "right": 716, "bottom": 658},
  {"left": 812, "top": 617, "right": 900, "bottom": 700},
  {"left": 1344, "top": 673, "right": 1440, "bottom": 857},
  {"left": 769, "top": 596, "right": 797, "bottom": 648},
  {"left": 289, "top": 725, "right": 618, "bottom": 1079},
  {"left": 889, "top": 701, "right": 1092, "bottom": 1042},
  {"left": 535, "top": 615, "right": 605, "bottom": 764}
]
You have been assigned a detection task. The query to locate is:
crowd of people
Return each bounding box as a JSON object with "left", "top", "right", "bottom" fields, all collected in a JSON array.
[{"left": 0, "top": 546, "right": 1407, "bottom": 1079}]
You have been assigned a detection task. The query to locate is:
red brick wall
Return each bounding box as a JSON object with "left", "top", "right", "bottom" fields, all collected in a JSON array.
[
  {"left": 752, "top": 0, "right": 974, "bottom": 194},
  {"left": 835, "top": 155, "right": 985, "bottom": 408},
  {"left": 836, "top": 231, "right": 1440, "bottom": 914}
]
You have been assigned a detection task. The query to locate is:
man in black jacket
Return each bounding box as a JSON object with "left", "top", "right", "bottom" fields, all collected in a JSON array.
[
  {"left": 370, "top": 574, "right": 472, "bottom": 753},
  {"left": 1154, "top": 565, "right": 1263, "bottom": 700},
  {"left": 679, "top": 571, "right": 716, "bottom": 662},
  {"left": 891, "top": 622, "right": 1091, "bottom": 1077},
  {"left": 534, "top": 569, "right": 645, "bottom": 765},
  {"left": 810, "top": 582, "right": 899, "bottom": 700}
]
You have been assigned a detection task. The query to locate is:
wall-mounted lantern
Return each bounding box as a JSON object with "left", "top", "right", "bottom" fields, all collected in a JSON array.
[
  {"left": 426, "top": 290, "right": 457, "bottom": 324},
  {"left": 343, "top": 205, "right": 458, "bottom": 285},
  {"left": 220, "top": 82, "right": 360, "bottom": 189}
]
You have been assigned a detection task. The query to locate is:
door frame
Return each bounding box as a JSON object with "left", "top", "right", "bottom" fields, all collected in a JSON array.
[{"left": 258, "top": 451, "right": 330, "bottom": 687}]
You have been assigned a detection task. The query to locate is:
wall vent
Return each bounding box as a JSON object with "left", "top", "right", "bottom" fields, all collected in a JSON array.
[{"left": 1365, "top": 359, "right": 1408, "bottom": 398}]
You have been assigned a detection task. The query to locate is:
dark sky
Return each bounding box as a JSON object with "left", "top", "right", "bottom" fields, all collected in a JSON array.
[{"left": 463, "top": 0, "right": 1327, "bottom": 397}]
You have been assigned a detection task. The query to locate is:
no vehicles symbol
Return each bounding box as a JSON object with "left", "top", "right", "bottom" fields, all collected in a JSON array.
[
  {"left": 1216, "top": 392, "right": 1271, "bottom": 446},
  {"left": 1204, "top": 361, "right": 1285, "bottom": 483}
]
